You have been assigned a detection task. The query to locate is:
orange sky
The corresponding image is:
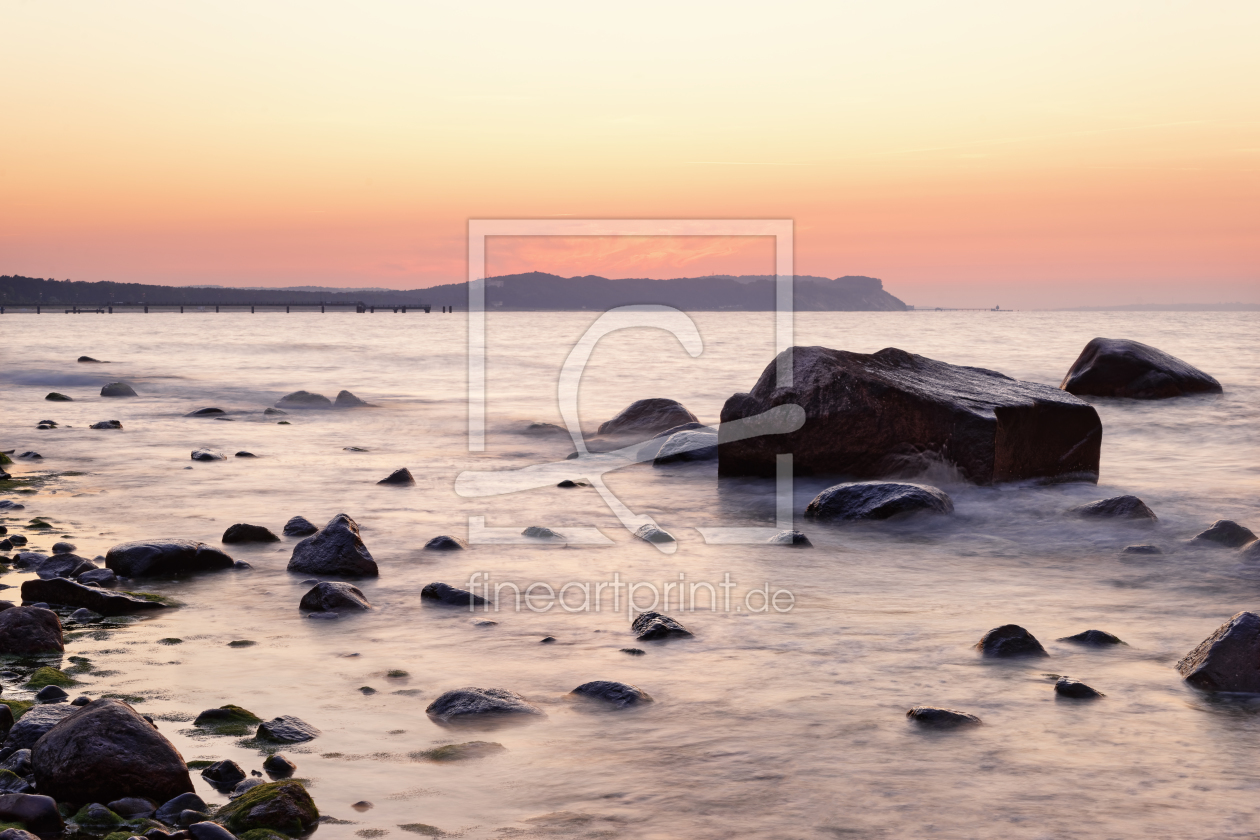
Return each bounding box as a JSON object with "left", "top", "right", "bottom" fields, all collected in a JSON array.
[{"left": 1, "top": 1, "right": 1257, "bottom": 308}]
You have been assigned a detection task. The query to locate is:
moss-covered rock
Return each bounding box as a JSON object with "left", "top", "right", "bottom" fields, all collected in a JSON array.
[
  {"left": 193, "top": 704, "right": 262, "bottom": 737},
  {"left": 215, "top": 781, "right": 318, "bottom": 835},
  {"left": 239, "top": 830, "right": 291, "bottom": 840},
  {"left": 103, "top": 832, "right": 134, "bottom": 840},
  {"left": 25, "top": 666, "right": 77, "bottom": 688},
  {"left": 410, "top": 741, "right": 505, "bottom": 762},
  {"left": 72, "top": 803, "right": 124, "bottom": 828},
  {"left": 0, "top": 699, "right": 34, "bottom": 720}
]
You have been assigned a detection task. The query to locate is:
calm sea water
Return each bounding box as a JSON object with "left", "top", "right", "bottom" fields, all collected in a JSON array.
[{"left": 1, "top": 310, "right": 1258, "bottom": 839}]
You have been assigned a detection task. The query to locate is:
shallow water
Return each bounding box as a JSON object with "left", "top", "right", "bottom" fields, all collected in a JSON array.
[{"left": 1, "top": 310, "right": 1258, "bottom": 839}]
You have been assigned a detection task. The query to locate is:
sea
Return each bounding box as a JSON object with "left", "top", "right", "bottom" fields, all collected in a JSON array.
[{"left": 1, "top": 310, "right": 1258, "bottom": 839}]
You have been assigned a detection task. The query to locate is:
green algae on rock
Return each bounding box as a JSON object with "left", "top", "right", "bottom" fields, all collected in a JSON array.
[{"left": 216, "top": 780, "right": 319, "bottom": 835}]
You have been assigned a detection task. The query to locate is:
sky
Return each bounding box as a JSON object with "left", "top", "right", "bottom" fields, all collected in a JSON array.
[{"left": 1, "top": 0, "right": 1257, "bottom": 308}]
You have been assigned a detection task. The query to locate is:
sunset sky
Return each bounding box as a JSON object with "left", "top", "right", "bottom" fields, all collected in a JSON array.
[{"left": 1, "top": 1, "right": 1257, "bottom": 308}]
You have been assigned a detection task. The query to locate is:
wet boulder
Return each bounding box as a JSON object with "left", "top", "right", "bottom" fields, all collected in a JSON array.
[
  {"left": 36, "top": 553, "right": 96, "bottom": 580},
  {"left": 31, "top": 698, "right": 193, "bottom": 806},
  {"left": 51, "top": 542, "right": 76, "bottom": 555},
  {"left": 0, "top": 794, "right": 63, "bottom": 835},
  {"left": 906, "top": 707, "right": 981, "bottom": 727},
  {"left": 299, "top": 582, "right": 372, "bottom": 612},
  {"left": 426, "top": 688, "right": 543, "bottom": 721},
  {"left": 805, "top": 482, "right": 953, "bottom": 522},
  {"left": 766, "top": 529, "right": 812, "bottom": 547},
  {"left": 105, "top": 539, "right": 235, "bottom": 576},
  {"left": 191, "top": 449, "right": 226, "bottom": 462},
  {"left": 1191, "top": 520, "right": 1257, "bottom": 549},
  {"left": 1176, "top": 611, "right": 1260, "bottom": 693},
  {"left": 1122, "top": 544, "right": 1162, "bottom": 555},
  {"left": 334, "top": 390, "right": 371, "bottom": 408},
  {"left": 521, "top": 526, "right": 564, "bottom": 540},
  {"left": 421, "top": 582, "right": 487, "bottom": 607},
  {"left": 1054, "top": 678, "right": 1104, "bottom": 699},
  {"left": 975, "top": 624, "right": 1048, "bottom": 658},
  {"left": 255, "top": 716, "right": 320, "bottom": 744},
  {"left": 631, "top": 611, "right": 692, "bottom": 641},
  {"left": 1, "top": 705, "right": 78, "bottom": 757},
  {"left": 222, "top": 524, "right": 280, "bottom": 544},
  {"left": 100, "top": 382, "right": 137, "bottom": 397},
  {"left": 282, "top": 516, "right": 318, "bottom": 537},
  {"left": 77, "top": 569, "right": 117, "bottom": 587},
  {"left": 0, "top": 607, "right": 63, "bottom": 654},
  {"left": 1058, "top": 629, "right": 1125, "bottom": 646},
  {"left": 213, "top": 780, "right": 318, "bottom": 835},
  {"left": 188, "top": 822, "right": 237, "bottom": 840},
  {"left": 286, "top": 514, "right": 378, "bottom": 577},
  {"left": 423, "top": 535, "right": 468, "bottom": 551},
  {"left": 275, "top": 391, "right": 332, "bottom": 409},
  {"left": 20, "top": 579, "right": 165, "bottom": 617},
  {"left": 1060, "top": 337, "right": 1222, "bottom": 399},
  {"left": 719, "top": 346, "right": 1102, "bottom": 484},
  {"left": 598, "top": 398, "right": 698, "bottom": 438},
  {"left": 106, "top": 797, "right": 156, "bottom": 818},
  {"left": 377, "top": 468, "right": 415, "bottom": 486},
  {"left": 1070, "top": 495, "right": 1157, "bottom": 521},
  {"left": 569, "top": 681, "right": 653, "bottom": 709},
  {"left": 653, "top": 429, "right": 719, "bottom": 466},
  {"left": 200, "top": 760, "right": 246, "bottom": 787}
]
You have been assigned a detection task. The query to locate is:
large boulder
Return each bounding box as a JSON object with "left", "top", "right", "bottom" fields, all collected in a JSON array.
[
  {"left": 1, "top": 705, "right": 79, "bottom": 757},
  {"left": 1192, "top": 520, "right": 1257, "bottom": 549},
  {"left": 1060, "top": 337, "right": 1222, "bottom": 399},
  {"left": 719, "top": 346, "right": 1102, "bottom": 484},
  {"left": 214, "top": 780, "right": 318, "bottom": 835},
  {"left": 653, "top": 429, "right": 719, "bottom": 466},
  {"left": 1069, "top": 495, "right": 1158, "bottom": 521},
  {"left": 105, "top": 540, "right": 235, "bottom": 576},
  {"left": 31, "top": 699, "right": 193, "bottom": 807},
  {"left": 275, "top": 391, "right": 332, "bottom": 409},
  {"left": 299, "top": 582, "right": 373, "bottom": 612},
  {"left": 19, "top": 579, "right": 166, "bottom": 616},
  {"left": 0, "top": 607, "right": 63, "bottom": 654},
  {"left": 597, "top": 399, "right": 698, "bottom": 437},
  {"left": 1176, "top": 612, "right": 1260, "bottom": 693},
  {"left": 805, "top": 482, "right": 953, "bottom": 522},
  {"left": 286, "top": 514, "right": 378, "bottom": 577},
  {"left": 426, "top": 688, "right": 543, "bottom": 721}
]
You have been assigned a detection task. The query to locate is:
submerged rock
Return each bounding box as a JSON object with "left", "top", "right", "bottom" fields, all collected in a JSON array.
[
  {"left": 106, "top": 539, "right": 235, "bottom": 576},
  {"left": 766, "top": 529, "right": 812, "bottom": 547},
  {"left": 426, "top": 688, "right": 543, "bottom": 721},
  {"left": 299, "top": 582, "right": 373, "bottom": 612},
  {"left": 569, "top": 681, "right": 653, "bottom": 708},
  {"left": 377, "top": 468, "right": 415, "bottom": 485},
  {"left": 805, "top": 482, "right": 954, "bottom": 522},
  {"left": 421, "top": 581, "right": 487, "bottom": 607},
  {"left": 1060, "top": 337, "right": 1222, "bottom": 399},
  {"left": 77, "top": 569, "right": 117, "bottom": 587},
  {"left": 719, "top": 346, "right": 1102, "bottom": 484},
  {"left": 598, "top": 398, "right": 698, "bottom": 437},
  {"left": 235, "top": 451, "right": 257, "bottom": 458},
  {"left": 412, "top": 741, "right": 506, "bottom": 761},
  {"left": 1191, "top": 520, "right": 1257, "bottom": 549},
  {"left": 45, "top": 393, "right": 72, "bottom": 402},
  {"left": 100, "top": 382, "right": 137, "bottom": 397},
  {"left": 0, "top": 607, "right": 63, "bottom": 654},
  {"left": 423, "top": 535, "right": 468, "bottom": 551},
  {"left": 191, "top": 448, "right": 226, "bottom": 462},
  {"left": 556, "top": 479, "right": 590, "bottom": 488},
  {"left": 632, "top": 524, "right": 675, "bottom": 544},
  {"left": 90, "top": 420, "right": 123, "bottom": 430},
  {"left": 1070, "top": 495, "right": 1158, "bottom": 521},
  {"left": 286, "top": 514, "right": 378, "bottom": 577},
  {"left": 78, "top": 356, "right": 104, "bottom": 363},
  {"left": 36, "top": 553, "right": 96, "bottom": 580},
  {"left": 1122, "top": 544, "right": 1163, "bottom": 555},
  {"left": 1055, "top": 678, "right": 1104, "bottom": 699},
  {"left": 21, "top": 578, "right": 165, "bottom": 616},
  {"left": 255, "top": 716, "right": 320, "bottom": 743},
  {"left": 1240, "top": 541, "right": 1260, "bottom": 561},
  {"left": 214, "top": 780, "right": 318, "bottom": 835},
  {"left": 282, "top": 516, "right": 318, "bottom": 537},
  {"left": 631, "top": 611, "right": 692, "bottom": 641},
  {"left": 1058, "top": 629, "right": 1126, "bottom": 646},
  {"left": 106, "top": 796, "right": 156, "bottom": 818},
  {"left": 906, "top": 707, "right": 982, "bottom": 727},
  {"left": 192, "top": 705, "right": 261, "bottom": 735},
  {"left": 51, "top": 542, "right": 76, "bottom": 555},
  {"left": 222, "top": 524, "right": 280, "bottom": 544},
  {"left": 521, "top": 526, "right": 564, "bottom": 540},
  {"left": 1176, "top": 611, "right": 1260, "bottom": 693},
  {"left": 975, "top": 624, "right": 1048, "bottom": 658},
  {"left": 34, "top": 685, "right": 68, "bottom": 703},
  {"left": 187, "top": 408, "right": 225, "bottom": 417},
  {"left": 334, "top": 390, "right": 371, "bottom": 408},
  {"left": 188, "top": 821, "right": 237, "bottom": 840},
  {"left": 275, "top": 391, "right": 332, "bottom": 409}
]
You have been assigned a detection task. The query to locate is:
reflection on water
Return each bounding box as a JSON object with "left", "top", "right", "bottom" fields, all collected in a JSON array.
[{"left": 0, "top": 311, "right": 1257, "bottom": 839}]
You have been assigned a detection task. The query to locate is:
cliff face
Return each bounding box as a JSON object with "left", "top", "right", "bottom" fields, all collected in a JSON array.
[{"left": 0, "top": 272, "right": 908, "bottom": 311}]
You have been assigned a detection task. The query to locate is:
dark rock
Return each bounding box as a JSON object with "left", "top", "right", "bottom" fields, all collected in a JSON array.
[
  {"left": 78, "top": 356, "right": 104, "bottom": 363},
  {"left": 598, "top": 398, "right": 698, "bottom": 437},
  {"left": 214, "top": 780, "right": 318, "bottom": 835},
  {"left": 155, "top": 793, "right": 208, "bottom": 824},
  {"left": 1176, "top": 611, "right": 1260, "bottom": 693},
  {"left": 187, "top": 408, "right": 225, "bottom": 416},
  {"left": 621, "top": 648, "right": 645, "bottom": 656},
  {"left": 222, "top": 524, "right": 280, "bottom": 544},
  {"left": 101, "top": 382, "right": 137, "bottom": 398},
  {"left": 264, "top": 407, "right": 286, "bottom": 416},
  {"left": 425, "top": 688, "right": 543, "bottom": 721},
  {"left": 286, "top": 514, "right": 377, "bottom": 578},
  {"left": 652, "top": 429, "right": 719, "bottom": 465},
  {"left": 334, "top": 390, "right": 371, "bottom": 408},
  {"left": 261, "top": 754, "right": 295, "bottom": 778},
  {"left": 766, "top": 529, "right": 812, "bottom": 547},
  {"left": 300, "top": 582, "right": 372, "bottom": 612},
  {"left": 906, "top": 707, "right": 981, "bottom": 727},
  {"left": 201, "top": 760, "right": 246, "bottom": 786},
  {"left": 521, "top": 421, "right": 566, "bottom": 436},
  {"left": 234, "top": 452, "right": 256, "bottom": 458},
  {"left": 1192, "top": 520, "right": 1257, "bottom": 549},
  {"left": 16, "top": 453, "right": 40, "bottom": 460},
  {"left": 1122, "top": 544, "right": 1163, "bottom": 555},
  {"left": 412, "top": 742, "right": 505, "bottom": 762},
  {"left": 0, "top": 607, "right": 63, "bottom": 654},
  {"left": 539, "top": 636, "right": 556, "bottom": 643},
  {"left": 231, "top": 778, "right": 263, "bottom": 797},
  {"left": 0, "top": 708, "right": 12, "bottom": 736},
  {"left": 343, "top": 446, "right": 369, "bottom": 452},
  {"left": 1059, "top": 629, "right": 1125, "bottom": 646},
  {"left": 0, "top": 753, "right": 30, "bottom": 777},
  {"left": 90, "top": 420, "right": 123, "bottom": 430},
  {"left": 0, "top": 828, "right": 39, "bottom": 840},
  {"left": 20, "top": 578, "right": 165, "bottom": 617},
  {"left": 569, "top": 680, "right": 653, "bottom": 708},
  {"left": 34, "top": 686, "right": 67, "bottom": 702},
  {"left": 1055, "top": 677, "right": 1104, "bottom": 699},
  {"left": 421, "top": 582, "right": 487, "bottom": 607},
  {"left": 190, "top": 449, "right": 225, "bottom": 462},
  {"left": 1070, "top": 495, "right": 1157, "bottom": 521},
  {"left": 632, "top": 611, "right": 692, "bottom": 641},
  {"left": 377, "top": 468, "right": 415, "bottom": 485},
  {"left": 556, "top": 479, "right": 589, "bottom": 488},
  {"left": 275, "top": 391, "right": 332, "bottom": 410},
  {"left": 423, "top": 535, "right": 468, "bottom": 551},
  {"left": 188, "top": 822, "right": 236, "bottom": 840},
  {"left": 192, "top": 706, "right": 260, "bottom": 733},
  {"left": 0, "top": 793, "right": 64, "bottom": 834},
  {"left": 71, "top": 696, "right": 91, "bottom": 706},
  {"left": 1, "top": 705, "right": 78, "bottom": 758},
  {"left": 178, "top": 809, "right": 209, "bottom": 827},
  {"left": 521, "top": 526, "right": 564, "bottom": 540},
  {"left": 1060, "top": 337, "right": 1222, "bottom": 399},
  {"left": 282, "top": 516, "right": 318, "bottom": 537},
  {"left": 45, "top": 393, "right": 72, "bottom": 402},
  {"left": 77, "top": 569, "right": 117, "bottom": 587},
  {"left": 1241, "top": 540, "right": 1260, "bottom": 561},
  {"left": 51, "top": 542, "right": 76, "bottom": 555},
  {"left": 107, "top": 797, "right": 156, "bottom": 818},
  {"left": 0, "top": 770, "right": 26, "bottom": 795},
  {"left": 255, "top": 716, "right": 320, "bottom": 743},
  {"left": 975, "top": 624, "right": 1048, "bottom": 658},
  {"left": 32, "top": 698, "right": 193, "bottom": 806},
  {"left": 632, "top": 524, "right": 675, "bottom": 544},
  {"left": 13, "top": 552, "right": 47, "bottom": 570},
  {"left": 805, "top": 482, "right": 954, "bottom": 522},
  {"left": 720, "top": 346, "right": 1102, "bottom": 484},
  {"left": 36, "top": 554, "right": 96, "bottom": 580}
]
